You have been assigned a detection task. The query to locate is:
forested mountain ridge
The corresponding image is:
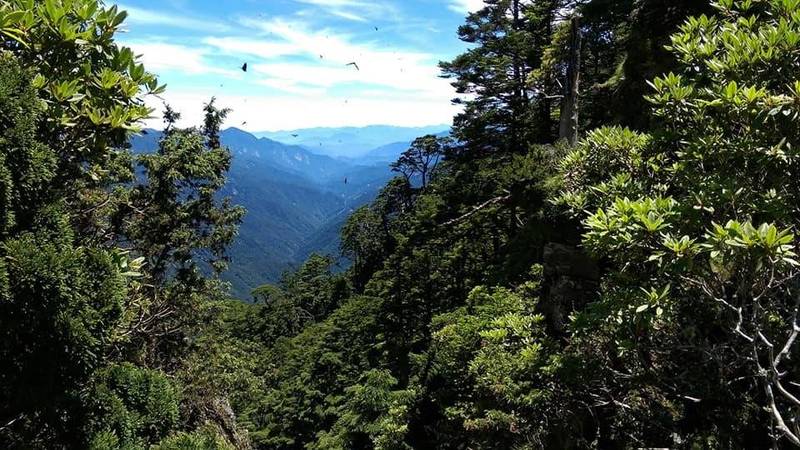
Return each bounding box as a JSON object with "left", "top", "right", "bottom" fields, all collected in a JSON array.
[
  {"left": 3, "top": 0, "right": 800, "bottom": 449},
  {"left": 131, "top": 128, "right": 395, "bottom": 298}
]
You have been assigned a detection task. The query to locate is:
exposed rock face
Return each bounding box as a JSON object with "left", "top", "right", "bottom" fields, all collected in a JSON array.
[
  {"left": 541, "top": 243, "right": 600, "bottom": 334},
  {"left": 188, "top": 395, "right": 252, "bottom": 449},
  {"left": 211, "top": 397, "right": 251, "bottom": 450}
]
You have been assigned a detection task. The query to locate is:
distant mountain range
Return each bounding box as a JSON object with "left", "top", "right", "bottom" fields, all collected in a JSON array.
[
  {"left": 131, "top": 126, "right": 445, "bottom": 299},
  {"left": 256, "top": 124, "right": 450, "bottom": 159}
]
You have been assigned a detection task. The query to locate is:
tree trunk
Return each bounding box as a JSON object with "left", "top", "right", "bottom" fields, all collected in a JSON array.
[
  {"left": 510, "top": 0, "right": 525, "bottom": 152},
  {"left": 559, "top": 16, "right": 582, "bottom": 145}
]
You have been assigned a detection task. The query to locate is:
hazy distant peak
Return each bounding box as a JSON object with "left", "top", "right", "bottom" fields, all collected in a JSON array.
[{"left": 255, "top": 124, "right": 452, "bottom": 159}]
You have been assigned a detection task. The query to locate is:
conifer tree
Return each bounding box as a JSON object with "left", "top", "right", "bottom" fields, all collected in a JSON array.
[{"left": 441, "top": 0, "right": 564, "bottom": 156}]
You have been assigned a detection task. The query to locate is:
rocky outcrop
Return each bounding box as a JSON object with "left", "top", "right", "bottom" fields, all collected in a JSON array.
[{"left": 187, "top": 395, "right": 252, "bottom": 449}]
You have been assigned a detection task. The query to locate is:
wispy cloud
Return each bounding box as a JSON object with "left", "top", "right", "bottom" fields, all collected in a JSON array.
[
  {"left": 328, "top": 9, "right": 368, "bottom": 22},
  {"left": 123, "top": 40, "right": 240, "bottom": 78},
  {"left": 145, "top": 90, "right": 458, "bottom": 131},
  {"left": 294, "top": 0, "right": 365, "bottom": 5},
  {"left": 123, "top": 0, "right": 467, "bottom": 130},
  {"left": 219, "top": 18, "right": 451, "bottom": 96},
  {"left": 201, "top": 37, "right": 298, "bottom": 59},
  {"left": 257, "top": 79, "right": 327, "bottom": 97},
  {"left": 447, "top": 0, "right": 485, "bottom": 14},
  {"left": 118, "top": 4, "right": 232, "bottom": 32},
  {"left": 293, "top": 0, "right": 397, "bottom": 22}
]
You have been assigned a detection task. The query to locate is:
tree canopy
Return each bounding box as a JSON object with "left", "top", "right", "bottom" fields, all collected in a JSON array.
[{"left": 0, "top": 1, "right": 242, "bottom": 447}]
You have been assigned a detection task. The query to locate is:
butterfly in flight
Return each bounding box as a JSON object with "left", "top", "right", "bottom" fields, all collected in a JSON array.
[{"left": 241, "top": 63, "right": 248, "bottom": 72}]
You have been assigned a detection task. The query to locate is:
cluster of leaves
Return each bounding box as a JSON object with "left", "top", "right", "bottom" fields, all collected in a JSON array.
[
  {"left": 553, "top": 0, "right": 800, "bottom": 446},
  {"left": 418, "top": 268, "right": 568, "bottom": 448}
]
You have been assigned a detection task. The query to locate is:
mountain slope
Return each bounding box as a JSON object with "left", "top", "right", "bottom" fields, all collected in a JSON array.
[
  {"left": 293, "top": 185, "right": 386, "bottom": 264},
  {"left": 351, "top": 131, "right": 453, "bottom": 165},
  {"left": 221, "top": 128, "right": 352, "bottom": 183},
  {"left": 131, "top": 128, "right": 394, "bottom": 299},
  {"left": 352, "top": 141, "right": 409, "bottom": 164}
]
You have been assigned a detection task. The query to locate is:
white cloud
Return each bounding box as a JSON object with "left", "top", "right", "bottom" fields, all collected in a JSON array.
[
  {"left": 292, "top": 0, "right": 396, "bottom": 22},
  {"left": 126, "top": 17, "right": 456, "bottom": 100},
  {"left": 257, "top": 79, "right": 327, "bottom": 97},
  {"left": 448, "top": 0, "right": 485, "bottom": 14},
  {"left": 328, "top": 9, "right": 368, "bottom": 22},
  {"left": 219, "top": 18, "right": 452, "bottom": 96},
  {"left": 143, "top": 90, "right": 459, "bottom": 131},
  {"left": 118, "top": 4, "right": 231, "bottom": 32},
  {"left": 295, "top": 0, "right": 364, "bottom": 5},
  {"left": 123, "top": 41, "right": 241, "bottom": 78},
  {"left": 127, "top": 11, "right": 466, "bottom": 130},
  {"left": 201, "top": 37, "right": 299, "bottom": 59}
]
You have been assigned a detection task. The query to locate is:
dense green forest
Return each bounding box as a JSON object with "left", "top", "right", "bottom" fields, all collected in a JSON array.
[{"left": 2, "top": 0, "right": 800, "bottom": 448}]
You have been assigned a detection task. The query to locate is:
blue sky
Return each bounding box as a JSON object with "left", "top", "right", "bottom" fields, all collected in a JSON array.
[{"left": 117, "top": 0, "right": 484, "bottom": 131}]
